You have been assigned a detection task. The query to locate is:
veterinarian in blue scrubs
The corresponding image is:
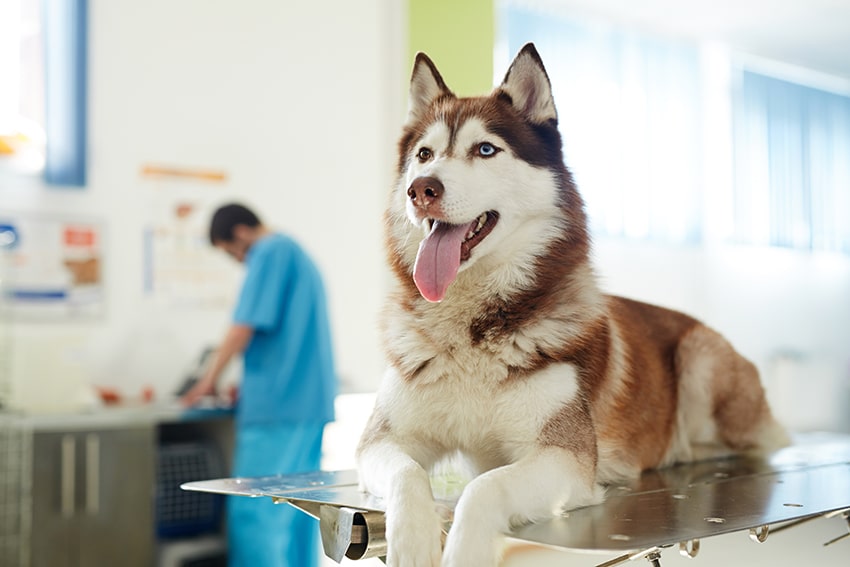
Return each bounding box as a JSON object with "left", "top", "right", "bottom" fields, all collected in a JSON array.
[{"left": 182, "top": 203, "right": 337, "bottom": 567}]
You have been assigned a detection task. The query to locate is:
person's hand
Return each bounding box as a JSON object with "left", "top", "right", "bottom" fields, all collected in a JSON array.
[{"left": 180, "top": 374, "right": 217, "bottom": 408}]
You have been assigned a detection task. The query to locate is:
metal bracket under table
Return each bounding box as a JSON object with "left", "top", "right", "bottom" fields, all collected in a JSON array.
[{"left": 182, "top": 433, "right": 850, "bottom": 565}]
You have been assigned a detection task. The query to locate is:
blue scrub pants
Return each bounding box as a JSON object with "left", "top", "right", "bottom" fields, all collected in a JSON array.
[{"left": 228, "top": 421, "right": 325, "bottom": 567}]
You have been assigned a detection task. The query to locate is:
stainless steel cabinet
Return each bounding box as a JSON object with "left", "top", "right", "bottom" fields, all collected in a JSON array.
[{"left": 30, "top": 425, "right": 155, "bottom": 567}]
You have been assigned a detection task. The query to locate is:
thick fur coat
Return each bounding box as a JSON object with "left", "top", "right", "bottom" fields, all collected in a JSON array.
[{"left": 356, "top": 43, "right": 788, "bottom": 567}]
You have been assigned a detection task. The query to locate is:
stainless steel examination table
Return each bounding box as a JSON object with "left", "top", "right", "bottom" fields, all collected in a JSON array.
[{"left": 182, "top": 433, "right": 850, "bottom": 566}]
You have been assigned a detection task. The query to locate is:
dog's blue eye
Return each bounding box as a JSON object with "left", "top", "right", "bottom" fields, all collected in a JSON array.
[{"left": 478, "top": 143, "right": 497, "bottom": 157}]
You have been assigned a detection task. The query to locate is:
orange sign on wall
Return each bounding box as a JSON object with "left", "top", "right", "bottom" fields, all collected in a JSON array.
[{"left": 63, "top": 226, "right": 97, "bottom": 247}]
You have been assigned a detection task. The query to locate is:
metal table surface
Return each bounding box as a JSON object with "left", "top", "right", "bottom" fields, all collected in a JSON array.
[{"left": 183, "top": 433, "right": 850, "bottom": 564}]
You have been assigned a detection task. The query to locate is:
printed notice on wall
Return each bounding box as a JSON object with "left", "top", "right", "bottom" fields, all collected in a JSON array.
[
  {"left": 143, "top": 202, "right": 240, "bottom": 310},
  {"left": 0, "top": 215, "right": 105, "bottom": 320},
  {"left": 139, "top": 164, "right": 240, "bottom": 310}
]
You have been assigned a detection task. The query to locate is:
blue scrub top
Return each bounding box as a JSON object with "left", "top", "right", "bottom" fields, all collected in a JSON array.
[{"left": 233, "top": 233, "right": 337, "bottom": 426}]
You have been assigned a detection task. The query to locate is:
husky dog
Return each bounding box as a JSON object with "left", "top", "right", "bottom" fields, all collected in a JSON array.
[{"left": 356, "top": 43, "right": 788, "bottom": 567}]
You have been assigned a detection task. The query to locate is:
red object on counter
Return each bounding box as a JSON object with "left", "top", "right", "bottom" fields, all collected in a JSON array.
[{"left": 94, "top": 385, "right": 121, "bottom": 405}]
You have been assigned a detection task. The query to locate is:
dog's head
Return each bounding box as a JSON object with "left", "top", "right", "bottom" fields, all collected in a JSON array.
[{"left": 387, "top": 43, "right": 588, "bottom": 304}]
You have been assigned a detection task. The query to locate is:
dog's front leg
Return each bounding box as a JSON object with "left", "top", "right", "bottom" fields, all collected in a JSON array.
[
  {"left": 441, "top": 447, "right": 603, "bottom": 567},
  {"left": 357, "top": 435, "right": 443, "bottom": 567}
]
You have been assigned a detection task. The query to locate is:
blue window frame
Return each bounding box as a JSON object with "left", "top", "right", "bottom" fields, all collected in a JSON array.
[{"left": 44, "top": 0, "right": 87, "bottom": 187}]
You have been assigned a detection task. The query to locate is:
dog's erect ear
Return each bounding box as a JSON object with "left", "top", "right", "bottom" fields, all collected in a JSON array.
[
  {"left": 407, "top": 52, "right": 453, "bottom": 125},
  {"left": 498, "top": 43, "right": 557, "bottom": 124}
]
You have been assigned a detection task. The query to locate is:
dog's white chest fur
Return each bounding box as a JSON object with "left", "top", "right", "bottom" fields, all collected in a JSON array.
[{"left": 380, "top": 361, "right": 580, "bottom": 465}]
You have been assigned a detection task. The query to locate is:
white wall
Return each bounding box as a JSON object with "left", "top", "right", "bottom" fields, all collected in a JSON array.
[{"left": 2, "top": 0, "right": 405, "bottom": 410}]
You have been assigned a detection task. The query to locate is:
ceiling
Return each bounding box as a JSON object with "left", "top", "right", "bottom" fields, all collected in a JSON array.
[{"left": 532, "top": 0, "right": 850, "bottom": 81}]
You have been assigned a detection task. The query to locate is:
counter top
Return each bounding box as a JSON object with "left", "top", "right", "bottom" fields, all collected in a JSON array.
[{"left": 0, "top": 402, "right": 234, "bottom": 430}]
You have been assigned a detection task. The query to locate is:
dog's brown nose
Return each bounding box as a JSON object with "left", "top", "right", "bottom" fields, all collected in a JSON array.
[{"left": 407, "top": 176, "right": 444, "bottom": 210}]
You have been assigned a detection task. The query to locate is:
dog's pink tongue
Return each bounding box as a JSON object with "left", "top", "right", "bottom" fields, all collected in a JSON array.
[{"left": 413, "top": 221, "right": 472, "bottom": 302}]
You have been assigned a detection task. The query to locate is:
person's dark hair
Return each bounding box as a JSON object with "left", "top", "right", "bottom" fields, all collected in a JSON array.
[{"left": 209, "top": 203, "right": 261, "bottom": 244}]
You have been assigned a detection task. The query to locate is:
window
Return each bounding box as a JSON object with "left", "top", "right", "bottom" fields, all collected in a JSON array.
[
  {"left": 0, "top": 0, "right": 87, "bottom": 187},
  {"left": 0, "top": 0, "right": 45, "bottom": 173},
  {"left": 733, "top": 72, "right": 850, "bottom": 253},
  {"left": 499, "top": 2, "right": 704, "bottom": 244},
  {"left": 499, "top": 1, "right": 850, "bottom": 255}
]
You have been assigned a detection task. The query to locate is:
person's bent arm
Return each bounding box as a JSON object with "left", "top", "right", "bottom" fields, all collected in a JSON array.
[{"left": 181, "top": 323, "right": 254, "bottom": 407}]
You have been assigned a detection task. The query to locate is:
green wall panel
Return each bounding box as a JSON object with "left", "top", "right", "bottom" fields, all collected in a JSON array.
[{"left": 407, "top": 0, "right": 494, "bottom": 96}]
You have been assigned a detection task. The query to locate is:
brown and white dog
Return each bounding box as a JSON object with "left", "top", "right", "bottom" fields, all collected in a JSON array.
[{"left": 356, "top": 43, "right": 788, "bottom": 567}]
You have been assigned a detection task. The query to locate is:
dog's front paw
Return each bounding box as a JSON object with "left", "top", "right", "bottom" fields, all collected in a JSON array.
[
  {"left": 385, "top": 504, "right": 443, "bottom": 567},
  {"left": 441, "top": 519, "right": 500, "bottom": 567}
]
